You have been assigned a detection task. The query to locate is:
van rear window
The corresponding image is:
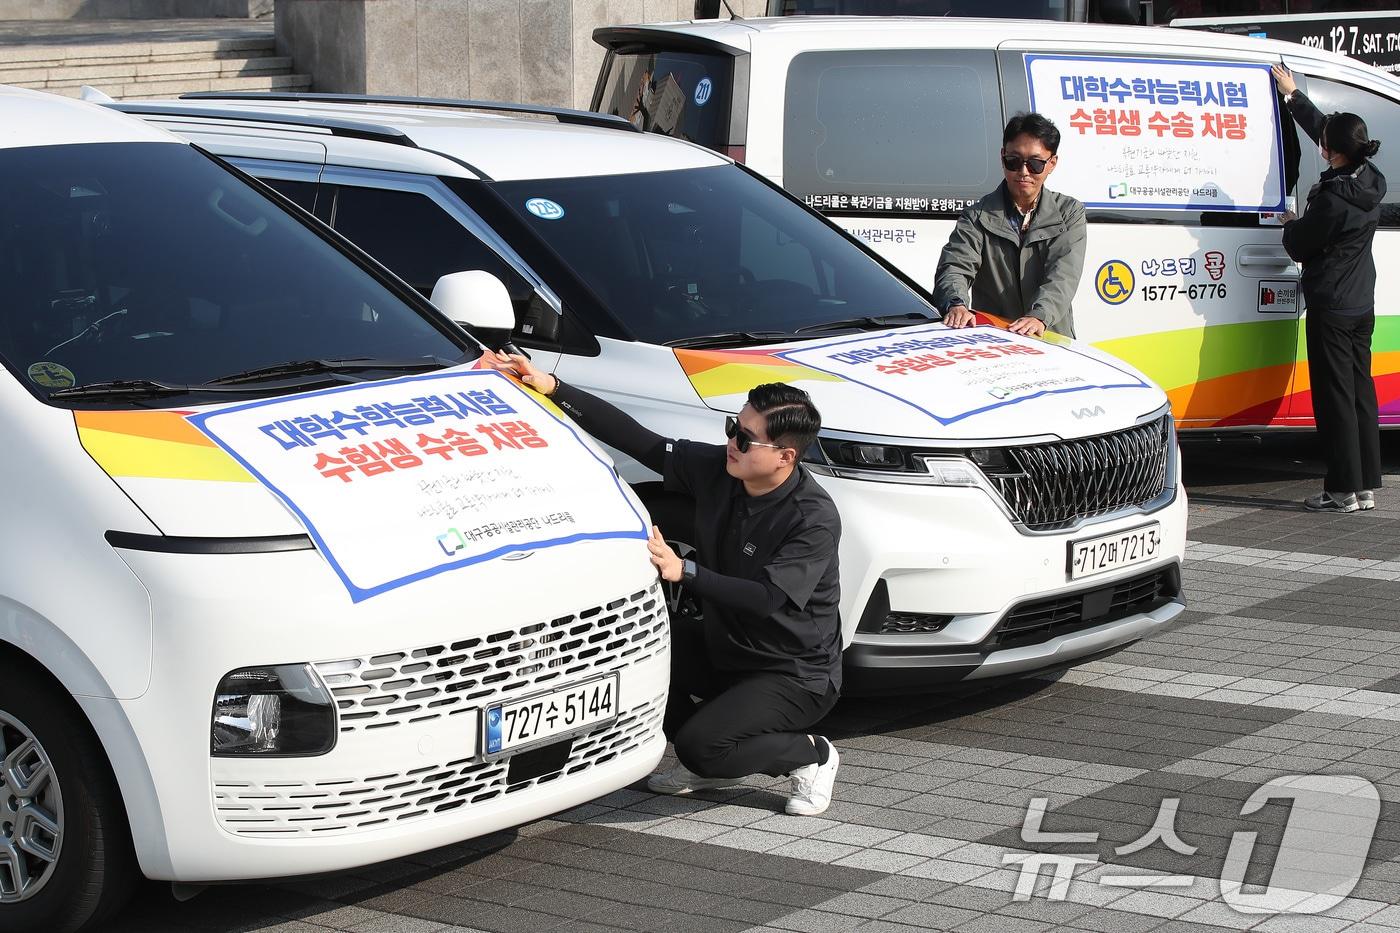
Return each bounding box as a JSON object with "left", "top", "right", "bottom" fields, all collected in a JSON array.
[
  {"left": 783, "top": 49, "right": 1003, "bottom": 218},
  {"left": 596, "top": 50, "right": 733, "bottom": 150}
]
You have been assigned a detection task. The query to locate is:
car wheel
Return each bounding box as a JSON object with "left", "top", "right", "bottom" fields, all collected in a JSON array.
[{"left": 0, "top": 665, "right": 136, "bottom": 933}]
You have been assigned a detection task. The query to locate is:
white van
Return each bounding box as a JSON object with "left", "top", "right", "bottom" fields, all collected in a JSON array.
[
  {"left": 0, "top": 87, "right": 668, "bottom": 933},
  {"left": 592, "top": 17, "right": 1400, "bottom": 431},
  {"left": 117, "top": 93, "right": 1187, "bottom": 698}
]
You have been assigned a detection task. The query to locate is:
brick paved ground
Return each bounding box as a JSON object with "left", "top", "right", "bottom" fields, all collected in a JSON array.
[{"left": 100, "top": 434, "right": 1400, "bottom": 933}]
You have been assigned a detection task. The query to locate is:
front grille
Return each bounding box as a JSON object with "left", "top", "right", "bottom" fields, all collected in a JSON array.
[
  {"left": 315, "top": 583, "right": 667, "bottom": 733},
  {"left": 985, "top": 415, "right": 1171, "bottom": 531},
  {"left": 987, "top": 565, "right": 1180, "bottom": 651},
  {"left": 213, "top": 691, "right": 665, "bottom": 837}
]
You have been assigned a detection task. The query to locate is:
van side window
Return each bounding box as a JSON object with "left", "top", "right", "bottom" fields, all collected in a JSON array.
[
  {"left": 782, "top": 50, "right": 1002, "bottom": 218},
  {"left": 262, "top": 177, "right": 318, "bottom": 214},
  {"left": 1302, "top": 77, "right": 1400, "bottom": 228},
  {"left": 326, "top": 184, "right": 551, "bottom": 339},
  {"left": 596, "top": 50, "right": 733, "bottom": 151}
]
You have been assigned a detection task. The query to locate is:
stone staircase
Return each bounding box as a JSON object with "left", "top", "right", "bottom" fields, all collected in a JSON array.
[{"left": 0, "top": 18, "right": 310, "bottom": 99}]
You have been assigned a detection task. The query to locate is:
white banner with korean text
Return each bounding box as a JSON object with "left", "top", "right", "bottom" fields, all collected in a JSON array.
[
  {"left": 187, "top": 369, "right": 647, "bottom": 602},
  {"left": 1025, "top": 54, "right": 1286, "bottom": 213},
  {"left": 775, "top": 325, "right": 1149, "bottom": 426}
]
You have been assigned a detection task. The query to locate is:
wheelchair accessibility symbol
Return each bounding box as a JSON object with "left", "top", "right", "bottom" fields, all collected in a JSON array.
[{"left": 1095, "top": 260, "right": 1135, "bottom": 305}]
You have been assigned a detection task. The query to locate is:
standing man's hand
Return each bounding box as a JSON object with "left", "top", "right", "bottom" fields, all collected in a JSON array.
[
  {"left": 941, "top": 305, "right": 977, "bottom": 328},
  {"left": 648, "top": 525, "right": 683, "bottom": 582},
  {"left": 1271, "top": 64, "right": 1297, "bottom": 98},
  {"left": 1280, "top": 210, "right": 1298, "bottom": 224},
  {"left": 479, "top": 350, "right": 558, "bottom": 396},
  {"left": 1008, "top": 316, "right": 1047, "bottom": 338}
]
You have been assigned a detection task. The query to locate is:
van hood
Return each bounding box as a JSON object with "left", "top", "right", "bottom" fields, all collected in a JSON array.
[
  {"left": 674, "top": 324, "right": 1168, "bottom": 442},
  {"left": 76, "top": 370, "right": 650, "bottom": 603}
]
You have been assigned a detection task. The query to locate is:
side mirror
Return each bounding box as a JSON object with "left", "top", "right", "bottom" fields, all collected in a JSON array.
[{"left": 430, "top": 270, "right": 516, "bottom": 331}]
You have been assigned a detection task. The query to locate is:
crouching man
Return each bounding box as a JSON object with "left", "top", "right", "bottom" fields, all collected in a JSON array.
[{"left": 484, "top": 351, "right": 843, "bottom": 815}]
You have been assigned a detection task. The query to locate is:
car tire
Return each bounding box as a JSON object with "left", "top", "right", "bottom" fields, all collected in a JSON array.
[{"left": 0, "top": 664, "right": 137, "bottom": 933}]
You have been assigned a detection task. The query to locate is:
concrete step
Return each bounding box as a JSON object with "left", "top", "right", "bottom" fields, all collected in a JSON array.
[
  {"left": 45, "top": 71, "right": 312, "bottom": 100},
  {"left": 0, "top": 1, "right": 271, "bottom": 20},
  {"left": 0, "top": 53, "right": 291, "bottom": 87},
  {"left": 0, "top": 36, "right": 274, "bottom": 66}
]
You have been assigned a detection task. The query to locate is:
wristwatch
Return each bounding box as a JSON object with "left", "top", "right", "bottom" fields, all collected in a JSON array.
[{"left": 681, "top": 558, "right": 697, "bottom": 584}]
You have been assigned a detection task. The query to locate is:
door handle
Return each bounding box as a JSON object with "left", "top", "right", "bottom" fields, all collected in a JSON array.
[{"left": 1237, "top": 246, "right": 1297, "bottom": 276}]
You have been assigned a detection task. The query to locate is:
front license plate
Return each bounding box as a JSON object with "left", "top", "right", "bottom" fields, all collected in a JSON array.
[
  {"left": 483, "top": 674, "right": 619, "bottom": 757},
  {"left": 1068, "top": 523, "right": 1161, "bottom": 580}
]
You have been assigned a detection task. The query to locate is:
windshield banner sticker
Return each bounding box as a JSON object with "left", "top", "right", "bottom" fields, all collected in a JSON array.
[
  {"left": 187, "top": 370, "right": 647, "bottom": 602},
  {"left": 774, "top": 325, "right": 1149, "bottom": 426},
  {"left": 1026, "top": 54, "right": 1286, "bottom": 213}
]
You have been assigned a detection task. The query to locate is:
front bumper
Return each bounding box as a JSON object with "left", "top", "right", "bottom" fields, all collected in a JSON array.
[
  {"left": 104, "top": 543, "right": 668, "bottom": 882},
  {"left": 843, "top": 563, "right": 1185, "bottom": 693},
  {"left": 818, "top": 463, "right": 1189, "bottom": 693}
]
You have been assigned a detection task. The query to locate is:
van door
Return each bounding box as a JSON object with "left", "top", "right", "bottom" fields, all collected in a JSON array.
[
  {"left": 1286, "top": 64, "right": 1400, "bottom": 427},
  {"left": 777, "top": 47, "right": 1003, "bottom": 303},
  {"left": 313, "top": 170, "right": 570, "bottom": 368},
  {"left": 999, "top": 46, "right": 1310, "bottom": 430}
]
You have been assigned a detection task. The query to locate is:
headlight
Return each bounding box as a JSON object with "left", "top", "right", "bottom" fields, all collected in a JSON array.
[
  {"left": 919, "top": 458, "right": 982, "bottom": 486},
  {"left": 211, "top": 664, "right": 336, "bottom": 757}
]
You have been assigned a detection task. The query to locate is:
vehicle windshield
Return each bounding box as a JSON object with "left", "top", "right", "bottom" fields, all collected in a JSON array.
[
  {"left": 484, "top": 166, "right": 933, "bottom": 345},
  {"left": 0, "top": 142, "right": 469, "bottom": 405}
]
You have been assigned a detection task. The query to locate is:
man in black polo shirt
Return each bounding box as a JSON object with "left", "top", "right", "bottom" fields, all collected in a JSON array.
[{"left": 484, "top": 351, "right": 843, "bottom": 816}]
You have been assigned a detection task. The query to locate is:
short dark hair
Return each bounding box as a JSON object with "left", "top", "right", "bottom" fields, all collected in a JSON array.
[
  {"left": 1003, "top": 112, "right": 1062, "bottom": 156},
  {"left": 748, "top": 383, "right": 821, "bottom": 456},
  {"left": 1323, "top": 111, "right": 1382, "bottom": 164}
]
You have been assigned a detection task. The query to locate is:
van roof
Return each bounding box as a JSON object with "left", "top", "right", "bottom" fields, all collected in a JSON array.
[
  {"left": 118, "top": 97, "right": 731, "bottom": 181},
  {"left": 596, "top": 15, "right": 1394, "bottom": 81},
  {"left": 0, "top": 85, "right": 176, "bottom": 150}
]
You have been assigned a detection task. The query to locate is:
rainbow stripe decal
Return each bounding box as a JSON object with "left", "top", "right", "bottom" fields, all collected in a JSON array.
[
  {"left": 675, "top": 346, "right": 861, "bottom": 398},
  {"left": 75, "top": 409, "right": 255, "bottom": 483},
  {"left": 72, "top": 371, "right": 566, "bottom": 483},
  {"left": 1096, "top": 317, "right": 1400, "bottom": 429}
]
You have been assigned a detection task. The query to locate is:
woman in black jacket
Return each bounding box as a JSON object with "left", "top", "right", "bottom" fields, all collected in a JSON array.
[{"left": 1273, "top": 64, "right": 1387, "bottom": 514}]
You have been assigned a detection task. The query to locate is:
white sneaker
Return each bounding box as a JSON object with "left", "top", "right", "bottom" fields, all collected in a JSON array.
[
  {"left": 646, "top": 762, "right": 744, "bottom": 795},
  {"left": 786, "top": 739, "right": 839, "bottom": 816},
  {"left": 1358, "top": 490, "right": 1376, "bottom": 511},
  {"left": 1304, "top": 491, "right": 1359, "bottom": 513}
]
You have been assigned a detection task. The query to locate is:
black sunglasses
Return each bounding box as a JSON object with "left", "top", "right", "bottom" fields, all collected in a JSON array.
[
  {"left": 1001, "top": 154, "right": 1050, "bottom": 175},
  {"left": 725, "top": 416, "right": 785, "bottom": 454}
]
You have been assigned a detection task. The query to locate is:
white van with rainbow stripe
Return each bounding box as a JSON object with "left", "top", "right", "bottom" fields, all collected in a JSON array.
[
  {"left": 592, "top": 16, "right": 1400, "bottom": 431},
  {"left": 121, "top": 92, "right": 1188, "bottom": 696},
  {"left": 0, "top": 88, "right": 668, "bottom": 933}
]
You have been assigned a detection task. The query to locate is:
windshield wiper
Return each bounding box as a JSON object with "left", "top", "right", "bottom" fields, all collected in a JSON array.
[
  {"left": 794, "top": 312, "right": 936, "bottom": 335},
  {"left": 664, "top": 331, "right": 792, "bottom": 350},
  {"left": 203, "top": 356, "right": 455, "bottom": 386},
  {"left": 48, "top": 378, "right": 238, "bottom": 401}
]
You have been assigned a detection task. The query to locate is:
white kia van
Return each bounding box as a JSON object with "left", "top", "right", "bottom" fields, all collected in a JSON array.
[
  {"left": 117, "top": 92, "right": 1188, "bottom": 698},
  {"left": 592, "top": 17, "right": 1400, "bottom": 432},
  {"left": 0, "top": 87, "right": 668, "bottom": 933}
]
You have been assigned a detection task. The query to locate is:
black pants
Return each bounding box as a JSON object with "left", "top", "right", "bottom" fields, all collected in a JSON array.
[
  {"left": 664, "top": 617, "right": 838, "bottom": 779},
  {"left": 1307, "top": 311, "right": 1382, "bottom": 494}
]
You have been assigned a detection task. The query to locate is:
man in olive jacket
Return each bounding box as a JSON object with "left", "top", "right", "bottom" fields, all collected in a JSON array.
[{"left": 933, "top": 113, "right": 1087, "bottom": 338}]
